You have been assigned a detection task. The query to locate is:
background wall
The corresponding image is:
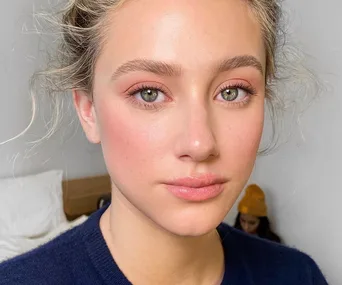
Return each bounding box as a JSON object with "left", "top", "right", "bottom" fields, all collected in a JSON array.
[
  {"left": 225, "top": 1, "right": 342, "bottom": 284},
  {"left": 0, "top": 0, "right": 107, "bottom": 179},
  {"left": 0, "top": 0, "right": 340, "bottom": 283}
]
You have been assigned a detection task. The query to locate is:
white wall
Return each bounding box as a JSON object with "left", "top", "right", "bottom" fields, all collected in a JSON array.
[
  {"left": 226, "top": 1, "right": 342, "bottom": 284},
  {"left": 0, "top": 0, "right": 107, "bottom": 179}
]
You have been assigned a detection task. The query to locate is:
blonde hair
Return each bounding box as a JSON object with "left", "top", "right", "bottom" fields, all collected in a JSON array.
[{"left": 1, "top": 0, "right": 321, "bottom": 153}]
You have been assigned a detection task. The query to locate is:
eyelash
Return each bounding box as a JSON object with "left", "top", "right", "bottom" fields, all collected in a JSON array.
[
  {"left": 125, "top": 82, "right": 257, "bottom": 110},
  {"left": 219, "top": 82, "right": 256, "bottom": 96}
]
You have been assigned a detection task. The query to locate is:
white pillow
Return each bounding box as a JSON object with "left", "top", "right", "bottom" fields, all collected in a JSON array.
[{"left": 0, "top": 170, "right": 67, "bottom": 238}]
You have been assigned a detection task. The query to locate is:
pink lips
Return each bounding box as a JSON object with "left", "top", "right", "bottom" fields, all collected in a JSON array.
[{"left": 164, "top": 174, "right": 227, "bottom": 202}]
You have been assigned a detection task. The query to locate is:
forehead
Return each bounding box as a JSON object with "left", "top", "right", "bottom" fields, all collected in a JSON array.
[
  {"left": 97, "top": 0, "right": 265, "bottom": 74},
  {"left": 240, "top": 214, "right": 259, "bottom": 221}
]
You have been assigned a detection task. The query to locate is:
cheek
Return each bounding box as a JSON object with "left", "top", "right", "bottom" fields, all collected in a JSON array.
[
  {"left": 95, "top": 102, "right": 170, "bottom": 184},
  {"left": 219, "top": 107, "right": 264, "bottom": 173},
  {"left": 241, "top": 222, "right": 248, "bottom": 231}
]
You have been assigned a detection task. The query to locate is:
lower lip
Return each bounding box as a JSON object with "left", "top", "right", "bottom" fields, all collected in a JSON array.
[{"left": 166, "top": 184, "right": 224, "bottom": 202}]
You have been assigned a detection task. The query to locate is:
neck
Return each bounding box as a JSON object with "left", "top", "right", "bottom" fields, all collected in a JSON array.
[{"left": 100, "top": 190, "right": 225, "bottom": 285}]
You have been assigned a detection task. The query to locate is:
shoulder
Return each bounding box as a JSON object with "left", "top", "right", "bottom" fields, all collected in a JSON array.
[
  {"left": 218, "top": 223, "right": 328, "bottom": 284},
  {"left": 0, "top": 226, "right": 84, "bottom": 285},
  {"left": 0, "top": 207, "right": 109, "bottom": 285}
]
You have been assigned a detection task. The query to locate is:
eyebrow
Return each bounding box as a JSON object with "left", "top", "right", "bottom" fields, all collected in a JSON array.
[
  {"left": 111, "top": 55, "right": 263, "bottom": 80},
  {"left": 217, "top": 55, "right": 264, "bottom": 75},
  {"left": 111, "top": 59, "right": 182, "bottom": 80}
]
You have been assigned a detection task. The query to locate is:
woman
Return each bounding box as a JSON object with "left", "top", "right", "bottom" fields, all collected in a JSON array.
[
  {"left": 0, "top": 0, "right": 328, "bottom": 284},
  {"left": 234, "top": 184, "right": 281, "bottom": 243}
]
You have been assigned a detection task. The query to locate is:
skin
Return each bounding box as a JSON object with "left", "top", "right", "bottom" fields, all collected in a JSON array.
[
  {"left": 240, "top": 213, "right": 261, "bottom": 234},
  {"left": 74, "top": 0, "right": 266, "bottom": 284}
]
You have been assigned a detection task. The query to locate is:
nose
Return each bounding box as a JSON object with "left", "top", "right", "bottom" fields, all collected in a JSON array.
[
  {"left": 242, "top": 223, "right": 249, "bottom": 233},
  {"left": 174, "top": 103, "right": 219, "bottom": 162}
]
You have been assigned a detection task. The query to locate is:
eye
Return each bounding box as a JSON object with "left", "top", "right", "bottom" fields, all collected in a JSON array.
[
  {"left": 216, "top": 87, "right": 248, "bottom": 102},
  {"left": 133, "top": 87, "right": 166, "bottom": 103},
  {"left": 126, "top": 83, "right": 171, "bottom": 110}
]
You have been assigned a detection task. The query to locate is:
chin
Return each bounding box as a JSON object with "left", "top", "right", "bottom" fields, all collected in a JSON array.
[{"left": 155, "top": 204, "right": 228, "bottom": 237}]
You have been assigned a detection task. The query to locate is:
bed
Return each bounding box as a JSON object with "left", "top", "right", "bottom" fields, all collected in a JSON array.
[{"left": 0, "top": 170, "right": 111, "bottom": 263}]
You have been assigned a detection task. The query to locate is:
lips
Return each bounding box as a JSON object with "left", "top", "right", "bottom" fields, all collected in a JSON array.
[{"left": 164, "top": 174, "right": 227, "bottom": 202}]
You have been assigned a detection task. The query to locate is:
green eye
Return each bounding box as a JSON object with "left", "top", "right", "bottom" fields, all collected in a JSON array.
[
  {"left": 140, "top": 89, "right": 159, "bottom": 102},
  {"left": 221, "top": 88, "right": 239, "bottom": 101}
]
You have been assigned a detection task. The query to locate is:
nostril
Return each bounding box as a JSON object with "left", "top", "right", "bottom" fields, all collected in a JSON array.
[{"left": 179, "top": 154, "right": 193, "bottom": 162}]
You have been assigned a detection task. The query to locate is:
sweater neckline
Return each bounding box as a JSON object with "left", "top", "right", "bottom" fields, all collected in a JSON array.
[
  {"left": 82, "top": 206, "right": 130, "bottom": 284},
  {"left": 81, "top": 206, "right": 240, "bottom": 284}
]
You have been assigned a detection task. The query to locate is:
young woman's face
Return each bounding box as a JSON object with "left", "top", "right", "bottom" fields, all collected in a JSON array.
[
  {"left": 240, "top": 214, "right": 260, "bottom": 234},
  {"left": 76, "top": 0, "right": 266, "bottom": 236}
]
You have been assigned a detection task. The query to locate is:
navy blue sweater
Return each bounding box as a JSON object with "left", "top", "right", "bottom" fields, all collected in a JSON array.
[{"left": 0, "top": 207, "right": 328, "bottom": 284}]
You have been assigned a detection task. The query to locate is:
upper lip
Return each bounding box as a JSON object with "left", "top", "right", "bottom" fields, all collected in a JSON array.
[{"left": 165, "top": 174, "right": 228, "bottom": 188}]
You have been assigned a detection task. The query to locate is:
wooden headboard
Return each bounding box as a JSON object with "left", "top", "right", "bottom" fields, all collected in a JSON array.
[{"left": 62, "top": 175, "right": 111, "bottom": 219}]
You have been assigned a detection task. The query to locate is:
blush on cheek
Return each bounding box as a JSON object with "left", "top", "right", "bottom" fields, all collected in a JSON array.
[
  {"left": 99, "top": 115, "right": 147, "bottom": 176},
  {"left": 239, "top": 108, "right": 264, "bottom": 153},
  {"left": 240, "top": 121, "right": 263, "bottom": 159},
  {"left": 221, "top": 113, "right": 263, "bottom": 179},
  {"left": 95, "top": 103, "right": 170, "bottom": 187}
]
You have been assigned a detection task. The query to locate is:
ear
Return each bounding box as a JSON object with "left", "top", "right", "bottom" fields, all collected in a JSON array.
[{"left": 73, "top": 90, "right": 101, "bottom": 144}]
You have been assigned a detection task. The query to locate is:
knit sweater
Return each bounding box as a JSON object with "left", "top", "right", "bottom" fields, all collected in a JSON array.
[{"left": 0, "top": 207, "right": 328, "bottom": 285}]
